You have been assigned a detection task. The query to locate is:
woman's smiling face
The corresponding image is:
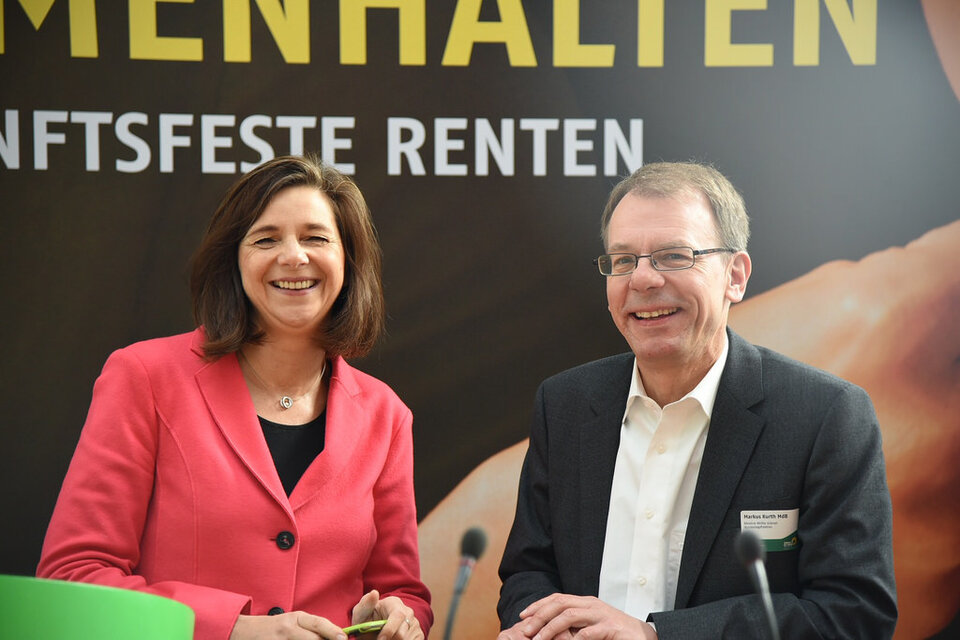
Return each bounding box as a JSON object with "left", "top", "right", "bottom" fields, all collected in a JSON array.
[{"left": 238, "top": 185, "right": 345, "bottom": 340}]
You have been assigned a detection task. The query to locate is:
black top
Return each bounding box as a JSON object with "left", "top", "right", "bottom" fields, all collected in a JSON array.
[{"left": 259, "top": 411, "right": 326, "bottom": 496}]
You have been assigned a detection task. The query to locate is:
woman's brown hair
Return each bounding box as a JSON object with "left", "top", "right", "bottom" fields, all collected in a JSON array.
[{"left": 190, "top": 155, "right": 385, "bottom": 359}]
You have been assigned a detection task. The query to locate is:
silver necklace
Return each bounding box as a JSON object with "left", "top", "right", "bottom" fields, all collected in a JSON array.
[{"left": 239, "top": 350, "right": 327, "bottom": 410}]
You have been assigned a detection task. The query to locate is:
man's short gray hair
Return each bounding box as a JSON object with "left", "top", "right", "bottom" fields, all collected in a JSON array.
[{"left": 600, "top": 161, "right": 750, "bottom": 252}]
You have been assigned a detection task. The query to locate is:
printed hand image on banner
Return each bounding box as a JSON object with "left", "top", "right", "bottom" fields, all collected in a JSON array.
[{"left": 1, "top": 1, "right": 957, "bottom": 639}]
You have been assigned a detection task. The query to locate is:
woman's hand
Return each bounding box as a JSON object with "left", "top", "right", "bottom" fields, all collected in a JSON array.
[
  {"left": 350, "top": 590, "right": 424, "bottom": 640},
  {"left": 230, "top": 612, "right": 347, "bottom": 640}
]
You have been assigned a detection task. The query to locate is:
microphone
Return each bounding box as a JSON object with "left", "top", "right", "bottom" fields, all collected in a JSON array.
[
  {"left": 735, "top": 530, "right": 781, "bottom": 640},
  {"left": 443, "top": 526, "right": 488, "bottom": 640}
]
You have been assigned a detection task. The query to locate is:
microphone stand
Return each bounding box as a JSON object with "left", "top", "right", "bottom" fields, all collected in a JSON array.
[
  {"left": 443, "top": 527, "right": 487, "bottom": 640},
  {"left": 442, "top": 557, "right": 473, "bottom": 640},
  {"left": 737, "top": 530, "right": 781, "bottom": 640},
  {"left": 748, "top": 557, "right": 781, "bottom": 640}
]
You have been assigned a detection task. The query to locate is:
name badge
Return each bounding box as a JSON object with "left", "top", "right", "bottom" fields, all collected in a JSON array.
[{"left": 741, "top": 509, "right": 800, "bottom": 552}]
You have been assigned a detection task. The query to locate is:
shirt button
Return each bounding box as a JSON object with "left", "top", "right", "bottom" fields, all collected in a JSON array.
[
  {"left": 656, "top": 443, "right": 667, "bottom": 454},
  {"left": 638, "top": 576, "right": 647, "bottom": 586},
  {"left": 645, "top": 509, "right": 655, "bottom": 520},
  {"left": 268, "top": 607, "right": 284, "bottom": 615},
  {"left": 275, "top": 531, "right": 295, "bottom": 550}
]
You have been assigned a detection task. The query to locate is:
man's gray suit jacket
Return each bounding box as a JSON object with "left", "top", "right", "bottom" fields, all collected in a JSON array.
[{"left": 498, "top": 329, "right": 897, "bottom": 639}]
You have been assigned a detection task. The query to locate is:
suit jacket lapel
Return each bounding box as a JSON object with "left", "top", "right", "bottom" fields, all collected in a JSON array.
[
  {"left": 674, "top": 330, "right": 765, "bottom": 608},
  {"left": 288, "top": 357, "right": 362, "bottom": 511},
  {"left": 580, "top": 354, "right": 634, "bottom": 596},
  {"left": 191, "top": 334, "right": 290, "bottom": 513}
]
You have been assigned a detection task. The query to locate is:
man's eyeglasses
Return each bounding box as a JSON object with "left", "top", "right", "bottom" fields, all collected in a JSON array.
[{"left": 594, "top": 247, "right": 735, "bottom": 275}]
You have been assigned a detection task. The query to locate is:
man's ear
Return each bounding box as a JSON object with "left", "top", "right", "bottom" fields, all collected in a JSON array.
[{"left": 727, "top": 251, "right": 752, "bottom": 303}]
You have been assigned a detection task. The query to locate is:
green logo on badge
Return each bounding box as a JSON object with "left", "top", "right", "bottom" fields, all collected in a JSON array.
[{"left": 763, "top": 531, "right": 800, "bottom": 552}]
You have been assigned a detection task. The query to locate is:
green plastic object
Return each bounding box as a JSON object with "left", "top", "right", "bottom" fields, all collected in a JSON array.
[{"left": 0, "top": 574, "right": 194, "bottom": 639}]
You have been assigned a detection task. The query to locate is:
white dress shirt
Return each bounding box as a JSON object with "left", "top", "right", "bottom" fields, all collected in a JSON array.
[{"left": 597, "top": 337, "right": 729, "bottom": 620}]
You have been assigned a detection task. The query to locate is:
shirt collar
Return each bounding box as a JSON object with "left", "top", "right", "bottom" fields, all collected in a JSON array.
[{"left": 627, "top": 332, "right": 730, "bottom": 417}]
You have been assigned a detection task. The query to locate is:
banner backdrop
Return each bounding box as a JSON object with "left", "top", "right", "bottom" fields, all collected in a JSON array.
[{"left": 1, "top": 2, "right": 957, "bottom": 638}]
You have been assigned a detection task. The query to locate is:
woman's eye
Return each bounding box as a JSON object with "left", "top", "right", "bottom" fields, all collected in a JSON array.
[
  {"left": 305, "top": 236, "right": 329, "bottom": 244},
  {"left": 253, "top": 237, "right": 277, "bottom": 246}
]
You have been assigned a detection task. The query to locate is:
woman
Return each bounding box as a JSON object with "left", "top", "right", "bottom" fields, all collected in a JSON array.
[{"left": 37, "top": 156, "right": 432, "bottom": 640}]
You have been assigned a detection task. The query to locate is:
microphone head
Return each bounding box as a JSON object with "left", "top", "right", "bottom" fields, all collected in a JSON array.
[
  {"left": 735, "top": 530, "right": 766, "bottom": 566},
  {"left": 460, "top": 526, "right": 488, "bottom": 560}
]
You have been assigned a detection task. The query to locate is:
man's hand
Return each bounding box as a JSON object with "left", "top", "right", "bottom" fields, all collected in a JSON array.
[{"left": 497, "top": 594, "right": 658, "bottom": 640}]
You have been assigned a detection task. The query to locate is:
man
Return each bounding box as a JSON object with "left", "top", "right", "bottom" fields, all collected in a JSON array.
[{"left": 497, "top": 162, "right": 897, "bottom": 639}]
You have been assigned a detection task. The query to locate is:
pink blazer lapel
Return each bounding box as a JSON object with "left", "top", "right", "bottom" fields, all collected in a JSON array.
[
  {"left": 289, "top": 356, "right": 365, "bottom": 511},
  {"left": 190, "top": 335, "right": 290, "bottom": 512}
]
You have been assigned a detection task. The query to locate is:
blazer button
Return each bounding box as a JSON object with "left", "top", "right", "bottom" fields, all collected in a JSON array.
[
  {"left": 275, "top": 531, "right": 295, "bottom": 550},
  {"left": 268, "top": 607, "right": 284, "bottom": 615}
]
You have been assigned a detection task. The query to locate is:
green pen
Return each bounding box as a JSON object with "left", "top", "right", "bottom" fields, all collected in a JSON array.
[{"left": 343, "top": 620, "right": 387, "bottom": 636}]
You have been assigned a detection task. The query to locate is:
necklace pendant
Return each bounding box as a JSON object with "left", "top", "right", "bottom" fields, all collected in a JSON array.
[{"left": 280, "top": 396, "right": 294, "bottom": 410}]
